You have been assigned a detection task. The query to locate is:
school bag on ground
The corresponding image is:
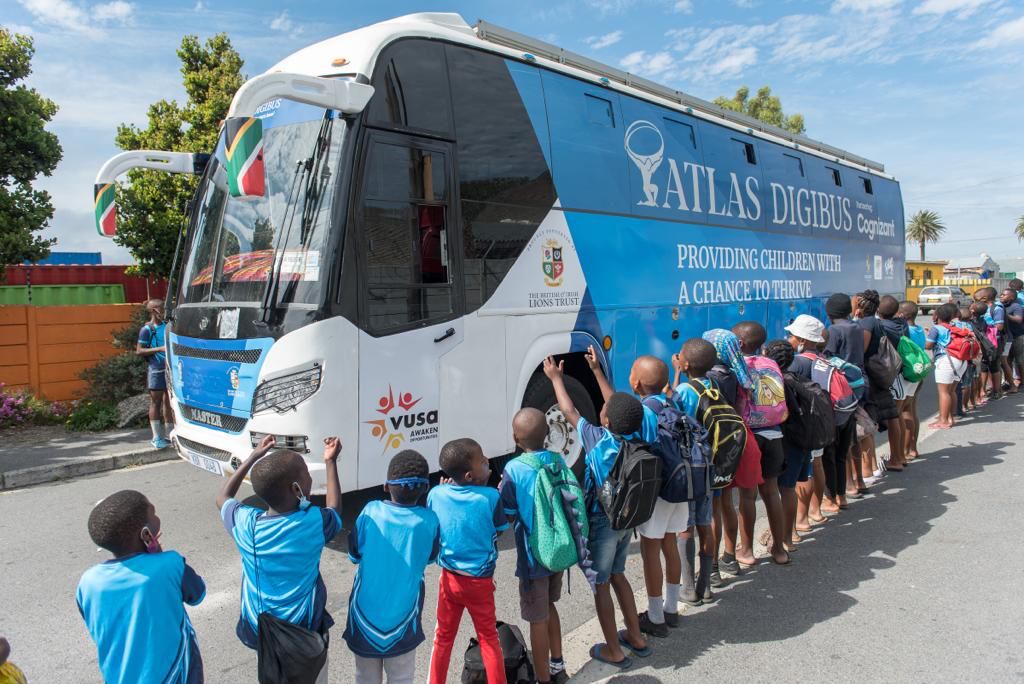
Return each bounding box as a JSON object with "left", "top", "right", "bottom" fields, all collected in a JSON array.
[
  {"left": 801, "top": 353, "right": 857, "bottom": 425},
  {"left": 462, "top": 621, "right": 535, "bottom": 684},
  {"left": 597, "top": 439, "right": 662, "bottom": 531},
  {"left": 865, "top": 336, "right": 903, "bottom": 388},
  {"left": 940, "top": 323, "right": 981, "bottom": 362},
  {"left": 687, "top": 379, "right": 747, "bottom": 489},
  {"left": 827, "top": 356, "right": 867, "bottom": 401},
  {"left": 741, "top": 356, "right": 789, "bottom": 428},
  {"left": 781, "top": 373, "right": 836, "bottom": 451},
  {"left": 648, "top": 398, "right": 711, "bottom": 503},
  {"left": 517, "top": 454, "right": 589, "bottom": 572},
  {"left": 897, "top": 336, "right": 933, "bottom": 383}
]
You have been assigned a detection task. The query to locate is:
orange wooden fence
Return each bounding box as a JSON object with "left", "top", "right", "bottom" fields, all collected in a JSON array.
[{"left": 0, "top": 304, "right": 136, "bottom": 401}]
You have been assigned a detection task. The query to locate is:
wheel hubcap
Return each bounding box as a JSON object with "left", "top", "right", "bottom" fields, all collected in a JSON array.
[{"left": 544, "top": 405, "right": 581, "bottom": 467}]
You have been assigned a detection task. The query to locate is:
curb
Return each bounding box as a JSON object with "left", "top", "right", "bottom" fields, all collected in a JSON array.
[{"left": 0, "top": 448, "right": 178, "bottom": 491}]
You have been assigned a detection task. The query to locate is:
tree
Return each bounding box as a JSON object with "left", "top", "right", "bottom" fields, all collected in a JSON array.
[
  {"left": 114, "top": 34, "right": 244, "bottom": 278},
  {"left": 0, "top": 28, "right": 62, "bottom": 270},
  {"left": 905, "top": 209, "right": 946, "bottom": 261},
  {"left": 1015, "top": 214, "right": 1024, "bottom": 242},
  {"left": 713, "top": 85, "right": 806, "bottom": 135}
]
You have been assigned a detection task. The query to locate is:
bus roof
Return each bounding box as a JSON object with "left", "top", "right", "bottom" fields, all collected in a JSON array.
[{"left": 271, "top": 12, "right": 893, "bottom": 179}]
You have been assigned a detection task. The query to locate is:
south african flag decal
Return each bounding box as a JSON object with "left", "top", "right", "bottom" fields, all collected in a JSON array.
[
  {"left": 94, "top": 183, "right": 116, "bottom": 237},
  {"left": 224, "top": 116, "right": 265, "bottom": 198}
]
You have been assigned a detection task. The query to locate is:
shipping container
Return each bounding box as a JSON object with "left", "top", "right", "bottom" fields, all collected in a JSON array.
[
  {"left": 0, "top": 284, "right": 126, "bottom": 306},
  {"left": 3, "top": 265, "right": 166, "bottom": 302}
]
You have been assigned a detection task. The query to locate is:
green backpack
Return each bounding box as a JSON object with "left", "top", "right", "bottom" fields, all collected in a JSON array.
[
  {"left": 898, "top": 336, "right": 933, "bottom": 383},
  {"left": 518, "top": 453, "right": 589, "bottom": 573}
]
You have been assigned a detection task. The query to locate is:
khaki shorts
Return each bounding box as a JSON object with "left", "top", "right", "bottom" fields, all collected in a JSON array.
[{"left": 519, "top": 572, "right": 563, "bottom": 623}]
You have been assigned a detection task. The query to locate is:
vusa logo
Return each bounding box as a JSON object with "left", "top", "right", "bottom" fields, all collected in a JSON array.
[
  {"left": 364, "top": 386, "right": 439, "bottom": 455},
  {"left": 542, "top": 239, "right": 564, "bottom": 287}
]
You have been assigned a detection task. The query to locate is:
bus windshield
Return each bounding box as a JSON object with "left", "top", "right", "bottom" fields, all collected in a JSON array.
[{"left": 178, "top": 100, "right": 345, "bottom": 309}]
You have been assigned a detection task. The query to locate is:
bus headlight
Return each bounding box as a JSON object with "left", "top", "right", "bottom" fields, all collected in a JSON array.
[{"left": 252, "top": 364, "right": 322, "bottom": 414}]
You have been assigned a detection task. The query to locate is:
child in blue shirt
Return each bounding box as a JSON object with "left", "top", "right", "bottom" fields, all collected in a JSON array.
[
  {"left": 427, "top": 438, "right": 508, "bottom": 684},
  {"left": 544, "top": 350, "right": 650, "bottom": 669},
  {"left": 77, "top": 489, "right": 205, "bottom": 684},
  {"left": 136, "top": 298, "right": 171, "bottom": 449},
  {"left": 500, "top": 408, "right": 571, "bottom": 684},
  {"left": 345, "top": 450, "right": 440, "bottom": 684},
  {"left": 217, "top": 435, "right": 343, "bottom": 680}
]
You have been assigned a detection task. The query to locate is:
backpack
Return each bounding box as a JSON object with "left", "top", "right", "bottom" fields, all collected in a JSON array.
[
  {"left": 826, "top": 356, "right": 866, "bottom": 401},
  {"left": 462, "top": 622, "right": 534, "bottom": 684},
  {"left": 781, "top": 373, "right": 836, "bottom": 451},
  {"left": 971, "top": 320, "right": 998, "bottom": 366},
  {"left": 597, "top": 440, "right": 662, "bottom": 531},
  {"left": 897, "top": 336, "right": 933, "bottom": 382},
  {"left": 648, "top": 398, "right": 711, "bottom": 503},
  {"left": 802, "top": 353, "right": 857, "bottom": 425},
  {"left": 865, "top": 336, "right": 903, "bottom": 388},
  {"left": 941, "top": 323, "right": 981, "bottom": 362},
  {"left": 687, "top": 379, "right": 747, "bottom": 490},
  {"left": 741, "top": 356, "right": 789, "bottom": 428},
  {"left": 517, "top": 454, "right": 588, "bottom": 572}
]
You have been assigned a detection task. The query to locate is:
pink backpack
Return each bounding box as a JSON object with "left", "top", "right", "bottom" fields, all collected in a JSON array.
[
  {"left": 741, "top": 356, "right": 789, "bottom": 428},
  {"left": 985, "top": 324, "right": 998, "bottom": 348}
]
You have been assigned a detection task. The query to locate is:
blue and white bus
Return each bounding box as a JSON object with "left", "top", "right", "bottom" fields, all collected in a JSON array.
[{"left": 95, "top": 13, "right": 904, "bottom": 492}]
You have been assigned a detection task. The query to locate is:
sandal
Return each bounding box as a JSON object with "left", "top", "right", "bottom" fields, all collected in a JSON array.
[
  {"left": 617, "top": 630, "right": 652, "bottom": 658},
  {"left": 589, "top": 644, "right": 632, "bottom": 669}
]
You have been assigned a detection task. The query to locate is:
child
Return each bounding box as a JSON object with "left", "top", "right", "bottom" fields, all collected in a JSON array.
[
  {"left": 977, "top": 287, "right": 1008, "bottom": 397},
  {"left": 218, "top": 436, "right": 343, "bottom": 682},
  {"left": 969, "top": 301, "right": 994, "bottom": 409},
  {"left": 670, "top": 338, "right": 722, "bottom": 603},
  {"left": 345, "top": 450, "right": 440, "bottom": 683},
  {"left": 0, "top": 637, "right": 26, "bottom": 684},
  {"left": 957, "top": 307, "right": 979, "bottom": 413},
  {"left": 77, "top": 490, "right": 206, "bottom": 684},
  {"left": 733, "top": 321, "right": 791, "bottom": 564},
  {"left": 877, "top": 296, "right": 909, "bottom": 472},
  {"left": 427, "top": 438, "right": 508, "bottom": 684},
  {"left": 629, "top": 355, "right": 688, "bottom": 637},
  {"left": 926, "top": 303, "right": 967, "bottom": 429},
  {"left": 136, "top": 298, "right": 172, "bottom": 449},
  {"left": 898, "top": 301, "right": 925, "bottom": 460},
  {"left": 544, "top": 353, "right": 650, "bottom": 669},
  {"left": 500, "top": 408, "right": 570, "bottom": 684}
]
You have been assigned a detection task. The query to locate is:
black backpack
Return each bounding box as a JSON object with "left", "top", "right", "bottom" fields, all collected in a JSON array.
[
  {"left": 597, "top": 439, "right": 662, "bottom": 531},
  {"left": 687, "top": 379, "right": 746, "bottom": 490},
  {"left": 972, "top": 320, "right": 998, "bottom": 366},
  {"left": 781, "top": 373, "right": 835, "bottom": 452},
  {"left": 462, "top": 622, "right": 534, "bottom": 684},
  {"left": 648, "top": 398, "right": 711, "bottom": 503}
]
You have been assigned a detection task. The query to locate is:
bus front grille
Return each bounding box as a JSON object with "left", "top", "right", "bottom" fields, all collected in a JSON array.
[
  {"left": 177, "top": 436, "right": 232, "bottom": 460},
  {"left": 172, "top": 344, "right": 262, "bottom": 364}
]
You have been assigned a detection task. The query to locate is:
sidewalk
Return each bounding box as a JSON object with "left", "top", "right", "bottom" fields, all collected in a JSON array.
[{"left": 0, "top": 426, "right": 174, "bottom": 490}]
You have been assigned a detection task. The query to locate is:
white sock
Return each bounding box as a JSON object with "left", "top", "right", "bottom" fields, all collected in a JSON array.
[
  {"left": 150, "top": 420, "right": 161, "bottom": 441},
  {"left": 664, "top": 583, "right": 680, "bottom": 614},
  {"left": 648, "top": 595, "right": 664, "bottom": 623},
  {"left": 160, "top": 422, "right": 171, "bottom": 440}
]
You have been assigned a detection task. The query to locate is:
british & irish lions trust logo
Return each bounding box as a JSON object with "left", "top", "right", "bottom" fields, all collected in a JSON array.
[
  {"left": 625, "top": 120, "right": 664, "bottom": 207},
  {"left": 542, "top": 240, "right": 564, "bottom": 287}
]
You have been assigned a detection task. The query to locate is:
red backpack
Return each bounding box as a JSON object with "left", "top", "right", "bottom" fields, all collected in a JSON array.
[
  {"left": 801, "top": 352, "right": 857, "bottom": 425},
  {"left": 941, "top": 323, "right": 981, "bottom": 362}
]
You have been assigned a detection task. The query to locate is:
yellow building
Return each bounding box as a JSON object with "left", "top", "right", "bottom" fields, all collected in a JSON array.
[{"left": 905, "top": 259, "right": 997, "bottom": 302}]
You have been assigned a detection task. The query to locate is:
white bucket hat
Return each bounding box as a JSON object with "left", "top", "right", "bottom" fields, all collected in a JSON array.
[{"left": 785, "top": 314, "right": 826, "bottom": 344}]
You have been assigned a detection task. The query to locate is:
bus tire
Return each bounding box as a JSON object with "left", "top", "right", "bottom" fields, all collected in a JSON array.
[{"left": 521, "top": 372, "right": 597, "bottom": 469}]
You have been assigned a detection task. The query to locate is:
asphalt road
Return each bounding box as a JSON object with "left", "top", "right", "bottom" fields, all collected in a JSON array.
[{"left": 4, "top": 383, "right": 1022, "bottom": 682}]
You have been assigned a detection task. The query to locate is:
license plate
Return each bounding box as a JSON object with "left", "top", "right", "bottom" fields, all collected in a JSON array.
[{"left": 183, "top": 448, "right": 223, "bottom": 476}]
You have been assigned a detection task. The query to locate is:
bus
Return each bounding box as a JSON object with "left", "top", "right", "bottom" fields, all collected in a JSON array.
[{"left": 94, "top": 13, "right": 904, "bottom": 492}]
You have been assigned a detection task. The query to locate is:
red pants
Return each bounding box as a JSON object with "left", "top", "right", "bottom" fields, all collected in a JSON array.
[{"left": 429, "top": 569, "right": 506, "bottom": 684}]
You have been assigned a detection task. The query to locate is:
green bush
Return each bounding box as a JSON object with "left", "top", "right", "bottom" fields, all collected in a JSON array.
[
  {"left": 80, "top": 352, "right": 149, "bottom": 404},
  {"left": 66, "top": 401, "right": 119, "bottom": 432}
]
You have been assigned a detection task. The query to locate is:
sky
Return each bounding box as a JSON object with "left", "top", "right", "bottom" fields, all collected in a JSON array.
[{"left": 6, "top": 0, "right": 1024, "bottom": 267}]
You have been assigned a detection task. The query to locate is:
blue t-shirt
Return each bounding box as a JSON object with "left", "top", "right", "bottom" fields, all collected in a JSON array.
[
  {"left": 674, "top": 377, "right": 716, "bottom": 420},
  {"left": 908, "top": 324, "right": 927, "bottom": 350},
  {"left": 500, "top": 450, "right": 565, "bottom": 579},
  {"left": 578, "top": 408, "right": 658, "bottom": 514},
  {"left": 344, "top": 500, "right": 440, "bottom": 658},
  {"left": 77, "top": 551, "right": 205, "bottom": 684},
  {"left": 824, "top": 318, "right": 866, "bottom": 370},
  {"left": 927, "top": 324, "right": 952, "bottom": 357},
  {"left": 221, "top": 499, "right": 342, "bottom": 648},
  {"left": 427, "top": 484, "right": 507, "bottom": 578},
  {"left": 138, "top": 322, "right": 166, "bottom": 369},
  {"left": 1005, "top": 301, "right": 1024, "bottom": 338}
]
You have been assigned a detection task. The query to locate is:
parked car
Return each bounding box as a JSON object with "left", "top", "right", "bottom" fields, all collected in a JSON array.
[{"left": 917, "top": 285, "right": 972, "bottom": 314}]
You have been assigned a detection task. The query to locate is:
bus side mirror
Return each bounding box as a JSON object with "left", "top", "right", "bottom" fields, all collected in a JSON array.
[
  {"left": 224, "top": 115, "right": 266, "bottom": 199},
  {"left": 94, "top": 183, "right": 116, "bottom": 237}
]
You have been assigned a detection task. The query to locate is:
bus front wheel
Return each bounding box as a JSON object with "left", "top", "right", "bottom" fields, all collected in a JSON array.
[{"left": 522, "top": 373, "right": 598, "bottom": 469}]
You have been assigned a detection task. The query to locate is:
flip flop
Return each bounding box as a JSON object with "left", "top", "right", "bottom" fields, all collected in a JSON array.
[
  {"left": 927, "top": 421, "right": 952, "bottom": 430},
  {"left": 617, "top": 630, "right": 652, "bottom": 658},
  {"left": 590, "top": 644, "right": 632, "bottom": 669}
]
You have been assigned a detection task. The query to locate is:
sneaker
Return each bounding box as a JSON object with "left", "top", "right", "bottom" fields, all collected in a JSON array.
[
  {"left": 664, "top": 611, "right": 679, "bottom": 628},
  {"left": 638, "top": 611, "right": 669, "bottom": 638},
  {"left": 710, "top": 565, "right": 724, "bottom": 588},
  {"left": 152, "top": 438, "right": 170, "bottom": 450},
  {"left": 550, "top": 670, "right": 570, "bottom": 684},
  {"left": 719, "top": 553, "right": 740, "bottom": 575}
]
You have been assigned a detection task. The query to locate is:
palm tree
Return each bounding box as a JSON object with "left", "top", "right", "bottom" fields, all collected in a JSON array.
[
  {"left": 905, "top": 210, "right": 946, "bottom": 261},
  {"left": 1015, "top": 214, "right": 1024, "bottom": 242}
]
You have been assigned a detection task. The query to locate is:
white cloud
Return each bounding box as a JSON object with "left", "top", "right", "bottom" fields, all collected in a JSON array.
[
  {"left": 94, "top": 0, "right": 133, "bottom": 23},
  {"left": 832, "top": 0, "right": 900, "bottom": 11},
  {"left": 585, "top": 0, "right": 636, "bottom": 15},
  {"left": 193, "top": 0, "right": 205, "bottom": 10},
  {"left": 674, "top": 0, "right": 694, "bottom": 13},
  {"left": 734, "top": 0, "right": 755, "bottom": 7},
  {"left": 974, "top": 15, "right": 1024, "bottom": 48},
  {"left": 268, "top": 10, "right": 302, "bottom": 37},
  {"left": 585, "top": 30, "right": 623, "bottom": 49},
  {"left": 620, "top": 50, "right": 675, "bottom": 76},
  {"left": 16, "top": 0, "right": 135, "bottom": 34},
  {"left": 913, "top": 0, "right": 990, "bottom": 16}
]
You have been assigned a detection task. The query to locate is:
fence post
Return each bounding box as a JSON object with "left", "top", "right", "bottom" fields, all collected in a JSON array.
[{"left": 26, "top": 306, "right": 40, "bottom": 397}]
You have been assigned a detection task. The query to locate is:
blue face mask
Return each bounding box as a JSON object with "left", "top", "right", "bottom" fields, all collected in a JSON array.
[{"left": 293, "top": 482, "right": 311, "bottom": 511}]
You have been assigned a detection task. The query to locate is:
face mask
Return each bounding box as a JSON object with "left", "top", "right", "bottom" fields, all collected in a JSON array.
[
  {"left": 293, "top": 482, "right": 311, "bottom": 510},
  {"left": 797, "top": 343, "right": 806, "bottom": 353},
  {"left": 141, "top": 526, "right": 161, "bottom": 554}
]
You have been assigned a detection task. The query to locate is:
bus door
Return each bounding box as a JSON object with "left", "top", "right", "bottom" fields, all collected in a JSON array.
[{"left": 355, "top": 131, "right": 464, "bottom": 488}]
